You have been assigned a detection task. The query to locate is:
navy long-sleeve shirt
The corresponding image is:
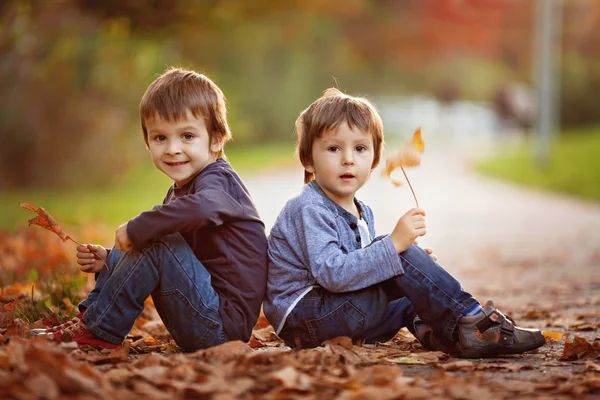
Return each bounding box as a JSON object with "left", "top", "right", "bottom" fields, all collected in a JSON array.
[{"left": 127, "top": 158, "right": 268, "bottom": 342}]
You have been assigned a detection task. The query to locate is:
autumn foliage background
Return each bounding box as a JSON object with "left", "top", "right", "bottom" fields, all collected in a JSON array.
[{"left": 2, "top": 0, "right": 600, "bottom": 190}]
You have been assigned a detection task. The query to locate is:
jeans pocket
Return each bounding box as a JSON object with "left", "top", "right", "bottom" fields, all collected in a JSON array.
[
  {"left": 157, "top": 289, "right": 221, "bottom": 352},
  {"left": 305, "top": 301, "right": 366, "bottom": 347}
]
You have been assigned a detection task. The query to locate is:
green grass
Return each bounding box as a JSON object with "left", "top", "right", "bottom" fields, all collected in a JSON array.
[
  {"left": 0, "top": 142, "right": 296, "bottom": 232},
  {"left": 476, "top": 128, "right": 600, "bottom": 201}
]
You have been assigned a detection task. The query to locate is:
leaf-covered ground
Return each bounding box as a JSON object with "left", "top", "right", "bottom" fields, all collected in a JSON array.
[{"left": 1, "top": 228, "right": 599, "bottom": 399}]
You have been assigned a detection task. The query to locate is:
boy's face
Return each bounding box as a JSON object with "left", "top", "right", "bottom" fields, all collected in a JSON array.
[
  {"left": 306, "top": 121, "right": 375, "bottom": 210},
  {"left": 145, "top": 110, "right": 222, "bottom": 187}
]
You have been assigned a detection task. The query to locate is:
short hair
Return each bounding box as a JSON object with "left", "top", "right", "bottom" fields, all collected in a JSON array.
[
  {"left": 296, "top": 88, "right": 384, "bottom": 183},
  {"left": 139, "top": 67, "right": 232, "bottom": 159}
]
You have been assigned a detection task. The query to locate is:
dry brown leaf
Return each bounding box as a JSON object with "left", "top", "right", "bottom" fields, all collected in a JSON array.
[
  {"left": 586, "top": 360, "right": 600, "bottom": 372},
  {"left": 271, "top": 365, "right": 312, "bottom": 390},
  {"left": 192, "top": 340, "right": 252, "bottom": 363},
  {"left": 23, "top": 373, "right": 60, "bottom": 400},
  {"left": 19, "top": 202, "right": 109, "bottom": 271},
  {"left": 560, "top": 334, "right": 600, "bottom": 360},
  {"left": 103, "top": 368, "right": 137, "bottom": 385},
  {"left": 354, "top": 365, "right": 404, "bottom": 387},
  {"left": 86, "top": 342, "right": 130, "bottom": 365},
  {"left": 4, "top": 318, "right": 28, "bottom": 338},
  {"left": 0, "top": 301, "right": 16, "bottom": 329},
  {"left": 440, "top": 360, "right": 475, "bottom": 371},
  {"left": 523, "top": 308, "right": 552, "bottom": 319},
  {"left": 132, "top": 380, "right": 173, "bottom": 400},
  {"left": 20, "top": 203, "right": 69, "bottom": 242}
]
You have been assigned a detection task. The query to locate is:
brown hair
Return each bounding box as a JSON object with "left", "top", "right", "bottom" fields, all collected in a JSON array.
[
  {"left": 296, "top": 88, "right": 384, "bottom": 183},
  {"left": 139, "top": 67, "right": 232, "bottom": 159}
]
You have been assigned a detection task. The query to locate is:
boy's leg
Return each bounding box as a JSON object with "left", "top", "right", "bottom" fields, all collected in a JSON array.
[
  {"left": 279, "top": 285, "right": 401, "bottom": 348},
  {"left": 77, "top": 248, "right": 125, "bottom": 311},
  {"left": 363, "top": 298, "right": 416, "bottom": 344},
  {"left": 82, "top": 233, "right": 228, "bottom": 352},
  {"left": 390, "top": 244, "right": 544, "bottom": 357},
  {"left": 389, "top": 244, "right": 479, "bottom": 342}
]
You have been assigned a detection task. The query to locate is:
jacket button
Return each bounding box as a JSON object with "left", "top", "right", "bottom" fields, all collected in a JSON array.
[
  {"left": 356, "top": 236, "right": 361, "bottom": 243},
  {"left": 349, "top": 223, "right": 357, "bottom": 230}
]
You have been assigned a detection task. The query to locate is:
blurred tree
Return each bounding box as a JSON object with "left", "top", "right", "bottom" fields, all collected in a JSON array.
[
  {"left": 1, "top": 0, "right": 599, "bottom": 189},
  {"left": 0, "top": 0, "right": 175, "bottom": 188}
]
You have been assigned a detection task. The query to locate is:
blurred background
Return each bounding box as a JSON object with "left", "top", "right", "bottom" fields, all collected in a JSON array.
[
  {"left": 1, "top": 0, "right": 599, "bottom": 326},
  {"left": 0, "top": 0, "right": 599, "bottom": 228}
]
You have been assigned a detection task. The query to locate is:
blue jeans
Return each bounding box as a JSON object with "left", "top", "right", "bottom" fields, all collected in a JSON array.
[
  {"left": 278, "top": 244, "right": 478, "bottom": 349},
  {"left": 78, "top": 233, "right": 229, "bottom": 352}
]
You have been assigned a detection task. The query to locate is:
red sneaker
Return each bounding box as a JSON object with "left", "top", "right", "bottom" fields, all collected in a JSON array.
[
  {"left": 30, "top": 311, "right": 85, "bottom": 336},
  {"left": 42, "top": 318, "right": 122, "bottom": 349}
]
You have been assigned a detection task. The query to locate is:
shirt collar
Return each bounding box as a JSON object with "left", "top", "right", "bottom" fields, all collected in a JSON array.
[
  {"left": 172, "top": 158, "right": 227, "bottom": 196},
  {"left": 307, "top": 180, "right": 364, "bottom": 224}
]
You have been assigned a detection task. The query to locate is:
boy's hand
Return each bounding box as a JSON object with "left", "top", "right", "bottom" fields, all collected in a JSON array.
[
  {"left": 115, "top": 222, "right": 134, "bottom": 252},
  {"left": 77, "top": 244, "right": 108, "bottom": 273},
  {"left": 390, "top": 208, "right": 426, "bottom": 253},
  {"left": 414, "top": 239, "right": 439, "bottom": 262},
  {"left": 423, "top": 247, "right": 438, "bottom": 262}
]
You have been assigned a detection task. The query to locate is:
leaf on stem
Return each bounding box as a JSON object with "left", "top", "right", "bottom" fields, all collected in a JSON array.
[
  {"left": 20, "top": 203, "right": 110, "bottom": 272},
  {"left": 381, "top": 127, "right": 424, "bottom": 206},
  {"left": 20, "top": 203, "right": 70, "bottom": 242}
]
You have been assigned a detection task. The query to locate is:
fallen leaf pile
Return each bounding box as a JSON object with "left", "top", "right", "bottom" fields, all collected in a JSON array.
[
  {"left": 0, "top": 328, "right": 599, "bottom": 399},
  {"left": 2, "top": 219, "right": 600, "bottom": 398},
  {"left": 2, "top": 290, "right": 600, "bottom": 399},
  {"left": 0, "top": 228, "right": 73, "bottom": 283}
]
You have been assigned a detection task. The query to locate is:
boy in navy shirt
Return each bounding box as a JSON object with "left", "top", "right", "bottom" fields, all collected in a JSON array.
[{"left": 33, "top": 68, "right": 268, "bottom": 351}]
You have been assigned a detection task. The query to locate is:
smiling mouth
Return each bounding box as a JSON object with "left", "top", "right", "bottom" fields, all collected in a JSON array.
[{"left": 165, "top": 161, "right": 189, "bottom": 167}]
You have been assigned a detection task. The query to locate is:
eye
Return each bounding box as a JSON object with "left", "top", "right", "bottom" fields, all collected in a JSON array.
[
  {"left": 182, "top": 133, "right": 195, "bottom": 140},
  {"left": 152, "top": 135, "right": 166, "bottom": 142},
  {"left": 355, "top": 145, "right": 367, "bottom": 153},
  {"left": 327, "top": 146, "right": 340, "bottom": 153}
]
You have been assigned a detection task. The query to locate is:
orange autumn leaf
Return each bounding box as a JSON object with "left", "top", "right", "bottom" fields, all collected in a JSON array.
[
  {"left": 381, "top": 127, "right": 424, "bottom": 206},
  {"left": 381, "top": 127, "right": 424, "bottom": 186},
  {"left": 542, "top": 331, "right": 564, "bottom": 341},
  {"left": 19, "top": 202, "right": 110, "bottom": 272},
  {"left": 560, "top": 334, "right": 598, "bottom": 360},
  {"left": 20, "top": 203, "right": 70, "bottom": 242}
]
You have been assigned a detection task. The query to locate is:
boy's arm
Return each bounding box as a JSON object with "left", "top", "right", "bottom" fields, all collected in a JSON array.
[
  {"left": 296, "top": 204, "right": 404, "bottom": 293},
  {"left": 127, "top": 187, "right": 243, "bottom": 249}
]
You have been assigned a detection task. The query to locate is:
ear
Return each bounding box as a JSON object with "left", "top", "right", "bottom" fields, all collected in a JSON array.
[
  {"left": 210, "top": 136, "right": 224, "bottom": 154},
  {"left": 305, "top": 163, "right": 315, "bottom": 174}
]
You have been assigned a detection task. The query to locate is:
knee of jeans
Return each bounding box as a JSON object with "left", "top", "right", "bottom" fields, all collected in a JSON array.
[{"left": 107, "top": 247, "right": 125, "bottom": 265}]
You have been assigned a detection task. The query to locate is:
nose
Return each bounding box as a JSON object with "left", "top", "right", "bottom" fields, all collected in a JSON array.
[
  {"left": 165, "top": 140, "right": 181, "bottom": 155},
  {"left": 342, "top": 148, "right": 354, "bottom": 166}
]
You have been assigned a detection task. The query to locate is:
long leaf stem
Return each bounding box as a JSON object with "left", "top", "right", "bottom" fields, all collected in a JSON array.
[{"left": 400, "top": 165, "right": 419, "bottom": 207}]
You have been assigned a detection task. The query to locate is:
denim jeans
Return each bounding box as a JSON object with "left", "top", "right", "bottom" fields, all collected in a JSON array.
[
  {"left": 78, "top": 233, "right": 229, "bottom": 352},
  {"left": 278, "top": 243, "right": 478, "bottom": 349}
]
